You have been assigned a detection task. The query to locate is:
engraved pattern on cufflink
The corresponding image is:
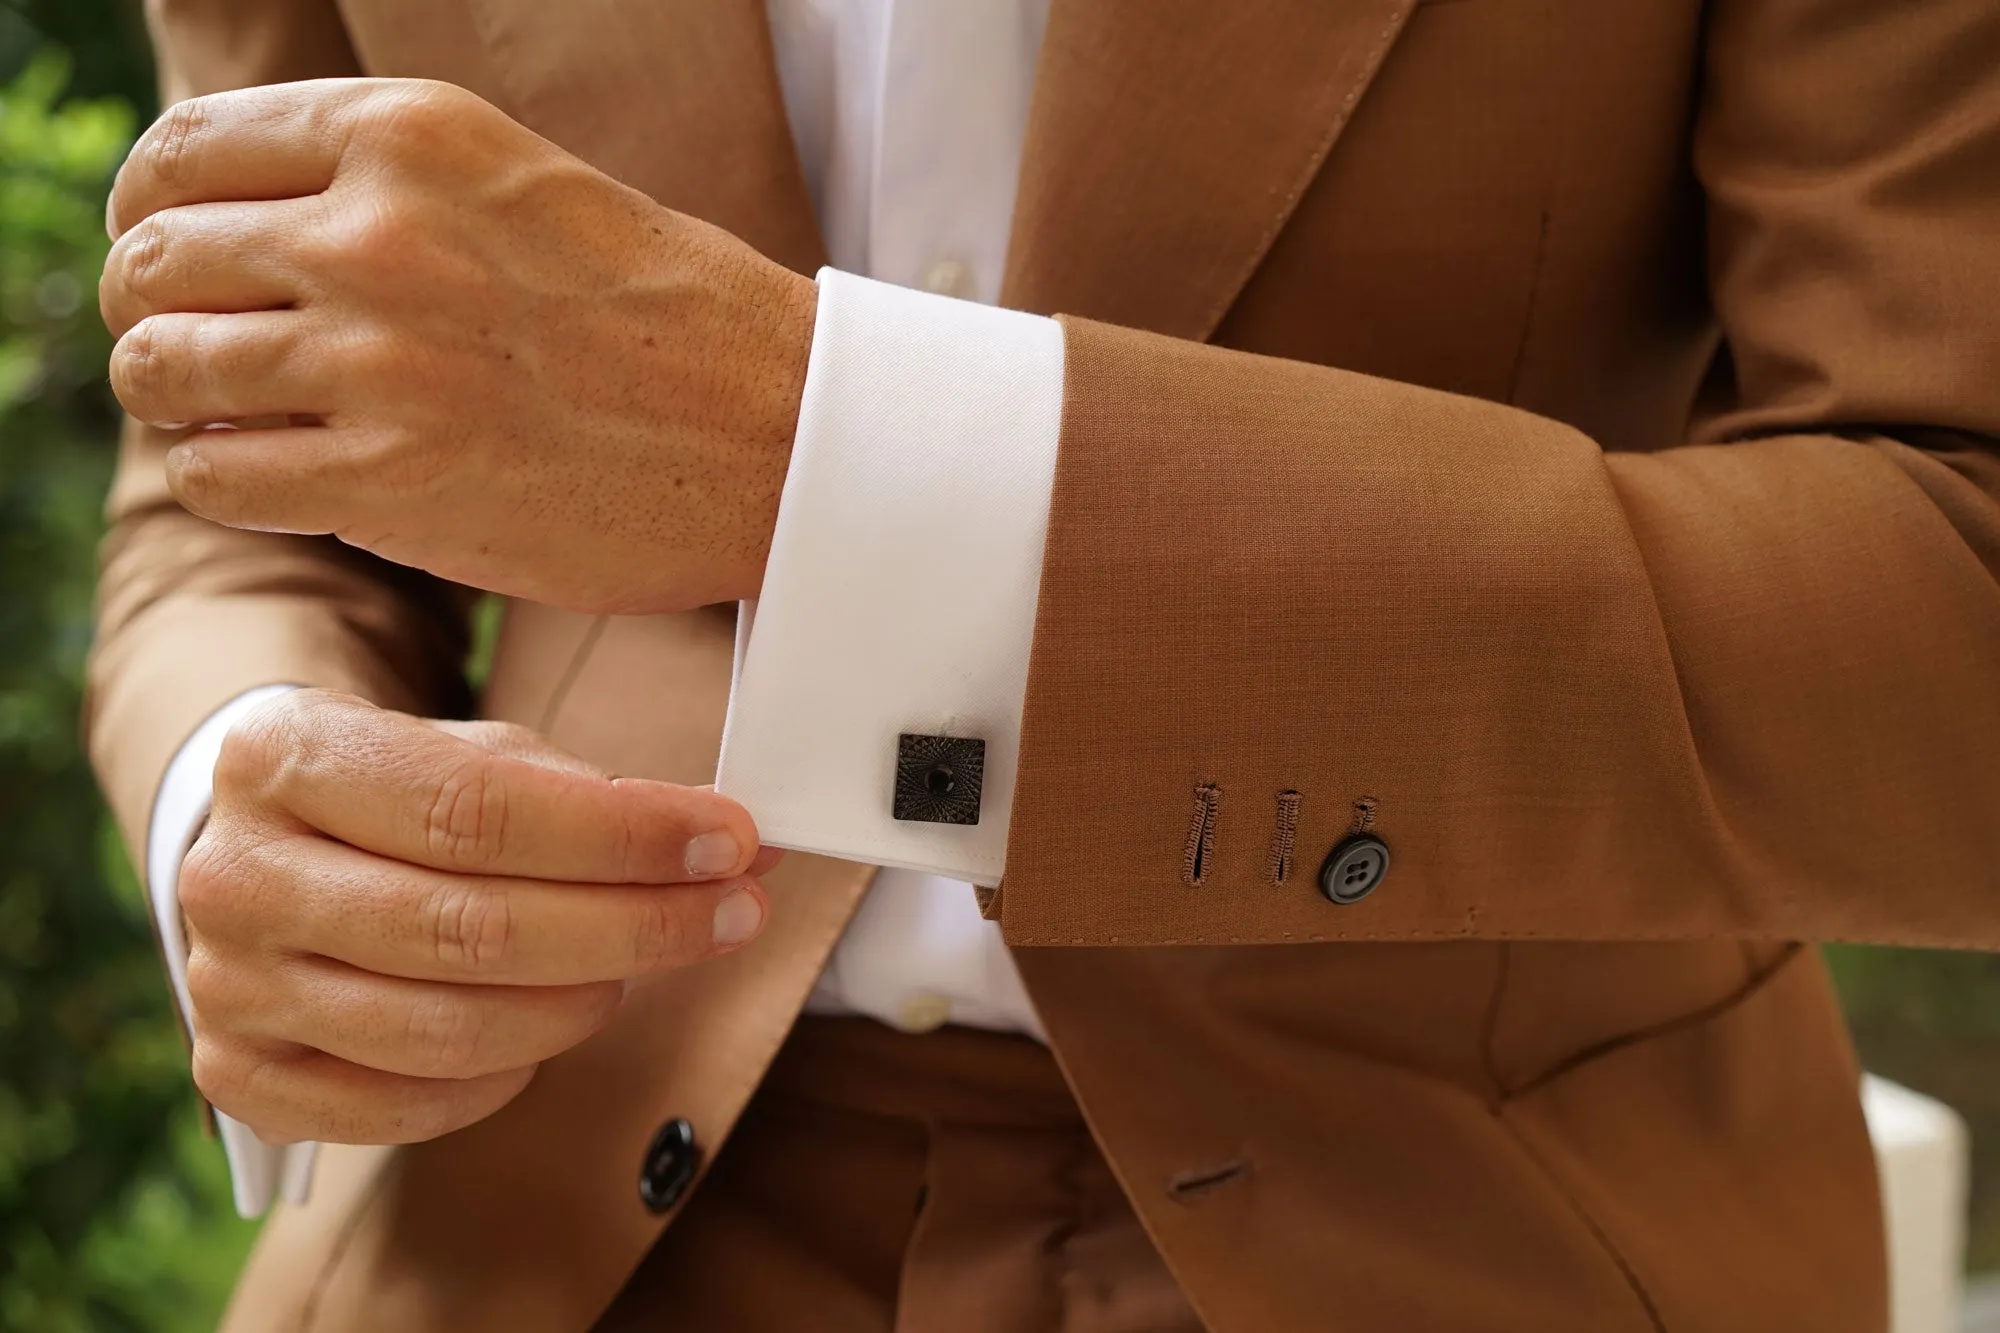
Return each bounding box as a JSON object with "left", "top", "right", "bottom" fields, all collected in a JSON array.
[{"left": 893, "top": 734, "right": 985, "bottom": 825}]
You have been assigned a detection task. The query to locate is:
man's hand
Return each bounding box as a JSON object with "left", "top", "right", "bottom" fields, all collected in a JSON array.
[
  {"left": 100, "top": 79, "right": 816, "bottom": 614},
  {"left": 179, "top": 690, "right": 775, "bottom": 1145}
]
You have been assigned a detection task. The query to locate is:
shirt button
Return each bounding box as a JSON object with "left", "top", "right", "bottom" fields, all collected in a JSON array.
[
  {"left": 896, "top": 993, "right": 954, "bottom": 1034},
  {"left": 920, "top": 257, "right": 974, "bottom": 300}
]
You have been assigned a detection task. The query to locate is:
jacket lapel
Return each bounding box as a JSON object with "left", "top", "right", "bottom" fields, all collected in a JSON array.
[
  {"left": 461, "top": 0, "right": 826, "bottom": 274},
  {"left": 454, "top": 0, "right": 1416, "bottom": 333},
  {"left": 1002, "top": 0, "right": 1418, "bottom": 340}
]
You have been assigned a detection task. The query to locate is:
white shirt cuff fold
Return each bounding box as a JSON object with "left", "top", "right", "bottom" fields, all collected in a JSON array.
[
  {"left": 716, "top": 269, "right": 1065, "bottom": 886},
  {"left": 147, "top": 682, "right": 317, "bottom": 1218}
]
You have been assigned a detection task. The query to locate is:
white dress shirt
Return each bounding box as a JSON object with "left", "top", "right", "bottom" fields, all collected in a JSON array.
[
  {"left": 751, "top": 0, "right": 1056, "bottom": 1037},
  {"left": 148, "top": 0, "right": 1064, "bottom": 1214}
]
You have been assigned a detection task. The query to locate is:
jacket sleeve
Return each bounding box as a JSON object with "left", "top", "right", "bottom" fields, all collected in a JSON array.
[
  {"left": 998, "top": 0, "right": 2000, "bottom": 950},
  {"left": 87, "top": 0, "right": 472, "bottom": 875}
]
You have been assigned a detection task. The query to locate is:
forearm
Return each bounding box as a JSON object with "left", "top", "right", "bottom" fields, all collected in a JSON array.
[
  {"left": 996, "top": 318, "right": 2000, "bottom": 949},
  {"left": 144, "top": 0, "right": 361, "bottom": 104},
  {"left": 716, "top": 278, "right": 1999, "bottom": 951},
  {"left": 994, "top": 0, "right": 2000, "bottom": 949}
]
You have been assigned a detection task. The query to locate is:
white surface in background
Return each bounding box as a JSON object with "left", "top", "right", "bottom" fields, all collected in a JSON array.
[{"left": 1866, "top": 1074, "right": 1970, "bottom": 1333}]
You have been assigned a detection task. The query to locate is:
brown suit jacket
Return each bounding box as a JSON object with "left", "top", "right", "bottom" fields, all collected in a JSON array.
[{"left": 90, "top": 0, "right": 2000, "bottom": 1328}]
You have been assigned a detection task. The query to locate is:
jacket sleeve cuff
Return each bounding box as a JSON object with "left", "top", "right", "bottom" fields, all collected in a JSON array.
[
  {"left": 147, "top": 682, "right": 318, "bottom": 1217},
  {"left": 715, "top": 269, "right": 1065, "bottom": 886}
]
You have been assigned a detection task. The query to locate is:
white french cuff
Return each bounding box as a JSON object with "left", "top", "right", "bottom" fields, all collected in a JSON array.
[
  {"left": 148, "top": 682, "right": 318, "bottom": 1218},
  {"left": 715, "top": 268, "right": 1065, "bottom": 886}
]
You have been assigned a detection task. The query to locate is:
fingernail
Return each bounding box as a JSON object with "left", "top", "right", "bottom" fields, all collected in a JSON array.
[
  {"left": 711, "top": 888, "right": 764, "bottom": 947},
  {"left": 684, "top": 831, "right": 741, "bottom": 877}
]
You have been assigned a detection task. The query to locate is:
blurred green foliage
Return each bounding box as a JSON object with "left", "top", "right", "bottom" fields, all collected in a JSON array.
[
  {"left": 0, "top": 1, "right": 154, "bottom": 114},
  {"left": 0, "top": 10, "right": 259, "bottom": 1331},
  {"left": 0, "top": 5, "right": 1996, "bottom": 1330}
]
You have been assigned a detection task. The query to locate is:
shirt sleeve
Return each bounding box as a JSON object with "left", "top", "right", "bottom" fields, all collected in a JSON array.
[
  {"left": 714, "top": 269, "right": 1065, "bottom": 887},
  {"left": 148, "top": 683, "right": 319, "bottom": 1218}
]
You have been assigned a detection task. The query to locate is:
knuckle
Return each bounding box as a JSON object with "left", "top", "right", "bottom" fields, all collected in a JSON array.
[
  {"left": 187, "top": 1038, "right": 230, "bottom": 1102},
  {"left": 116, "top": 214, "right": 177, "bottom": 303},
  {"left": 351, "top": 196, "right": 413, "bottom": 261},
  {"left": 404, "top": 992, "right": 488, "bottom": 1076},
  {"left": 188, "top": 311, "right": 240, "bottom": 376},
  {"left": 630, "top": 894, "right": 695, "bottom": 972},
  {"left": 303, "top": 198, "right": 413, "bottom": 282},
  {"left": 183, "top": 941, "right": 252, "bottom": 1030},
  {"left": 147, "top": 97, "right": 213, "bottom": 187},
  {"left": 334, "top": 326, "right": 412, "bottom": 395},
  {"left": 384, "top": 421, "right": 454, "bottom": 495},
  {"left": 324, "top": 190, "right": 422, "bottom": 271},
  {"left": 284, "top": 687, "right": 358, "bottom": 738},
  {"left": 398, "top": 1077, "right": 506, "bottom": 1145},
  {"left": 610, "top": 802, "right": 647, "bottom": 883},
  {"left": 215, "top": 699, "right": 303, "bottom": 804},
  {"left": 365, "top": 80, "right": 471, "bottom": 150},
  {"left": 577, "top": 981, "right": 624, "bottom": 1036},
  {"left": 183, "top": 941, "right": 225, "bottom": 1015},
  {"left": 450, "top": 719, "right": 554, "bottom": 763},
  {"left": 456, "top": 720, "right": 523, "bottom": 750},
  {"left": 180, "top": 827, "right": 290, "bottom": 940},
  {"left": 427, "top": 881, "right": 514, "bottom": 972},
  {"left": 422, "top": 758, "right": 509, "bottom": 870},
  {"left": 398, "top": 1083, "right": 472, "bottom": 1141},
  {"left": 291, "top": 216, "right": 346, "bottom": 276},
  {"left": 109, "top": 318, "right": 168, "bottom": 409},
  {"left": 269, "top": 321, "right": 318, "bottom": 390},
  {"left": 164, "top": 439, "right": 223, "bottom": 514},
  {"left": 189, "top": 1034, "right": 257, "bottom": 1110},
  {"left": 177, "top": 830, "right": 249, "bottom": 932},
  {"left": 175, "top": 837, "right": 226, "bottom": 929}
]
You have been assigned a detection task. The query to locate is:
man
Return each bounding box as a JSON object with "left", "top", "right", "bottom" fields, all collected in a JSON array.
[{"left": 86, "top": 0, "right": 2000, "bottom": 1328}]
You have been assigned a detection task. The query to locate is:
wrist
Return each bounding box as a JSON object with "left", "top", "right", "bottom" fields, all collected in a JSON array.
[{"left": 724, "top": 265, "right": 818, "bottom": 602}]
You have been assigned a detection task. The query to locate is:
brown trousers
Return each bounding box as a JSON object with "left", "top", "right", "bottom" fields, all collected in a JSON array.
[{"left": 596, "top": 1018, "right": 1204, "bottom": 1332}]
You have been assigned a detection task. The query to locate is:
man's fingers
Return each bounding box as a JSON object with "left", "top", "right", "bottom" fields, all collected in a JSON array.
[
  {"left": 194, "top": 948, "right": 621, "bottom": 1081},
  {"left": 101, "top": 198, "right": 314, "bottom": 337},
  {"left": 162, "top": 423, "right": 379, "bottom": 533},
  {"left": 109, "top": 78, "right": 493, "bottom": 238},
  {"left": 110, "top": 312, "right": 331, "bottom": 429},
  {"left": 215, "top": 692, "right": 764, "bottom": 883},
  {"left": 108, "top": 82, "right": 367, "bottom": 239},
  {"left": 180, "top": 832, "right": 770, "bottom": 986},
  {"left": 296, "top": 843, "right": 768, "bottom": 986},
  {"left": 192, "top": 1036, "right": 535, "bottom": 1146}
]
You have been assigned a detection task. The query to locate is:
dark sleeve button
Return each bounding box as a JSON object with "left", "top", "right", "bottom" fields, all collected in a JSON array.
[
  {"left": 1318, "top": 834, "right": 1389, "bottom": 905},
  {"left": 638, "top": 1117, "right": 703, "bottom": 1214}
]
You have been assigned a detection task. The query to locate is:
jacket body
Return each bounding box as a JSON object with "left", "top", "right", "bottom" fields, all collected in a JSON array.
[{"left": 92, "top": 0, "right": 2000, "bottom": 1326}]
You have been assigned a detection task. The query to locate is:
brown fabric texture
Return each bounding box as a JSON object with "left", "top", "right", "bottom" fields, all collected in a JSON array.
[
  {"left": 1001, "top": 0, "right": 2000, "bottom": 951},
  {"left": 84, "top": 0, "right": 2000, "bottom": 1327},
  {"left": 594, "top": 1017, "right": 1202, "bottom": 1333}
]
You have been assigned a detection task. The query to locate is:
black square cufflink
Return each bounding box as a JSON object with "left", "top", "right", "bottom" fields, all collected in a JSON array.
[{"left": 893, "top": 733, "right": 985, "bottom": 825}]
